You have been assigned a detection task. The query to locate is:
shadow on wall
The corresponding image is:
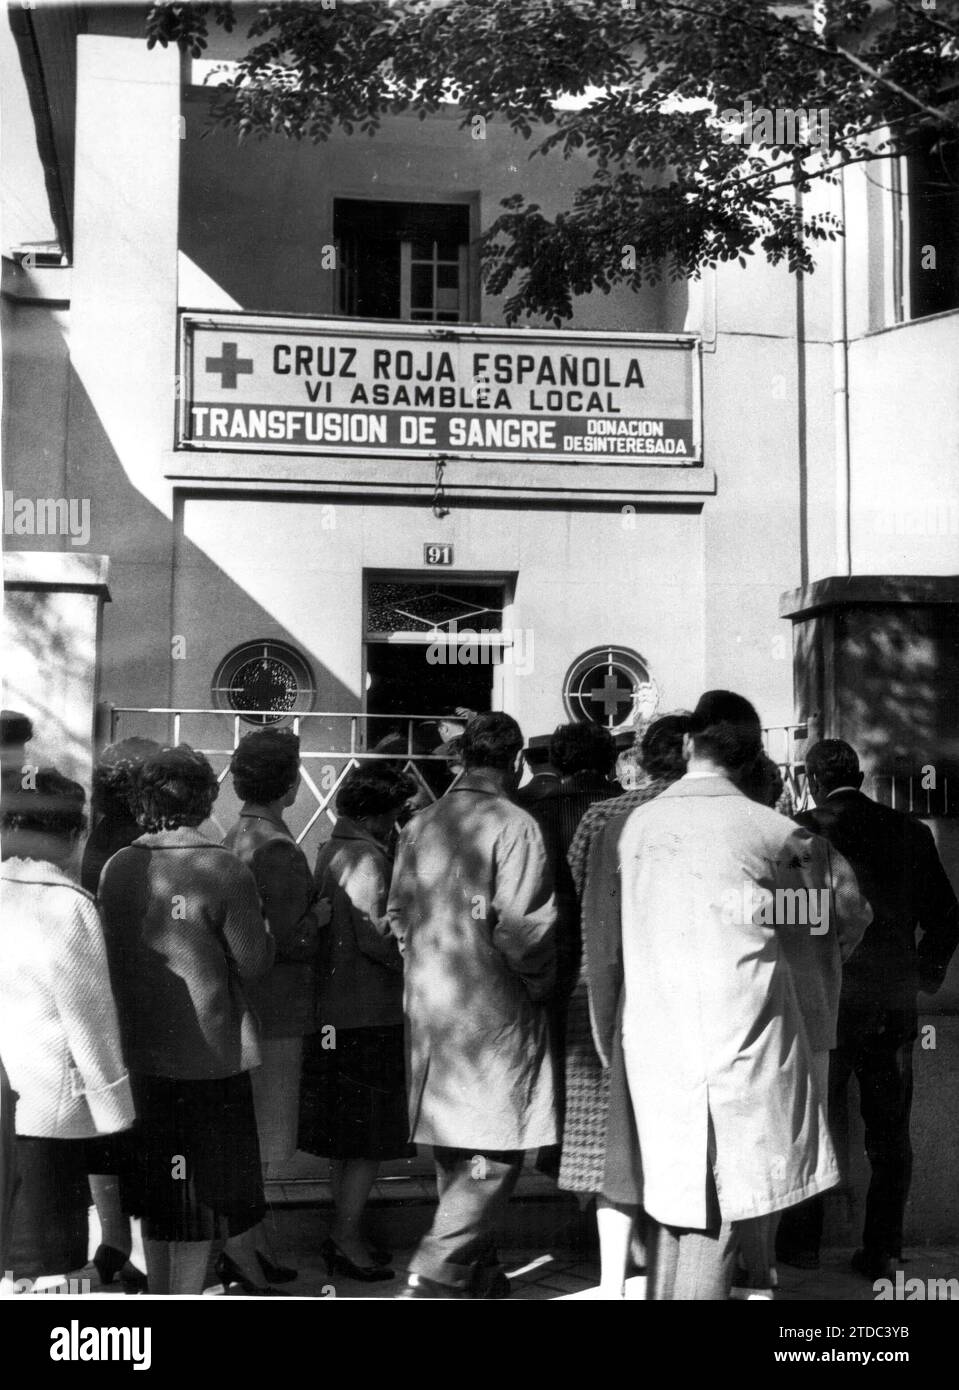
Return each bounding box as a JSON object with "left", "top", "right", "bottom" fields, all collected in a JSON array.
[
  {"left": 3, "top": 330, "right": 360, "bottom": 861},
  {"left": 837, "top": 605, "right": 959, "bottom": 777},
  {"left": 177, "top": 88, "right": 690, "bottom": 334},
  {"left": 3, "top": 589, "right": 94, "bottom": 784},
  {"left": 793, "top": 598, "right": 959, "bottom": 779}
]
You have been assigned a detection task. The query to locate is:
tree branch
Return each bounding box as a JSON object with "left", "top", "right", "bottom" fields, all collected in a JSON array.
[
  {"left": 654, "top": 0, "right": 958, "bottom": 128},
  {"left": 834, "top": 44, "right": 957, "bottom": 126}
]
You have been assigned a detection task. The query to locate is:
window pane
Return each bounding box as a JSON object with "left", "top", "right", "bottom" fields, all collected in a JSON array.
[
  {"left": 436, "top": 240, "right": 459, "bottom": 262},
  {"left": 411, "top": 263, "right": 434, "bottom": 309},
  {"left": 908, "top": 132, "right": 959, "bottom": 320},
  {"left": 411, "top": 236, "right": 434, "bottom": 260},
  {"left": 437, "top": 263, "right": 459, "bottom": 290},
  {"left": 367, "top": 581, "right": 504, "bottom": 634}
]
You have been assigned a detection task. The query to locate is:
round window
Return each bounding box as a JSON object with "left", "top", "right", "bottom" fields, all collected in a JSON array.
[
  {"left": 563, "top": 646, "right": 659, "bottom": 733},
  {"left": 212, "top": 641, "right": 315, "bottom": 726}
]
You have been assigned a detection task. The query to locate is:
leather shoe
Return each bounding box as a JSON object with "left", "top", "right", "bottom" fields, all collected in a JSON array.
[
  {"left": 472, "top": 1270, "right": 511, "bottom": 1300},
  {"left": 395, "top": 1274, "right": 469, "bottom": 1300}
]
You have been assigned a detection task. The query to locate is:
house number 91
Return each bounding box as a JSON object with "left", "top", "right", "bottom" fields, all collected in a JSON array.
[{"left": 424, "top": 544, "right": 454, "bottom": 566}]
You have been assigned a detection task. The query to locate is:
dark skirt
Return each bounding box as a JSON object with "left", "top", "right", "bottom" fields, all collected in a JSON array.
[
  {"left": 7, "top": 1137, "right": 90, "bottom": 1277},
  {"left": 122, "top": 1072, "right": 265, "bottom": 1241},
  {"left": 82, "top": 1129, "right": 135, "bottom": 1176},
  {"left": 298, "top": 1024, "right": 414, "bottom": 1161}
]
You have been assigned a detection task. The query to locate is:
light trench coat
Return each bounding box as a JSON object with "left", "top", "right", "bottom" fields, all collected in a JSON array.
[
  {"left": 618, "top": 774, "right": 870, "bottom": 1228},
  {"left": 387, "top": 771, "right": 558, "bottom": 1151}
]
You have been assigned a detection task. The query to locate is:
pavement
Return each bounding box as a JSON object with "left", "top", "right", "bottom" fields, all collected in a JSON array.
[
  {"left": 5, "top": 1156, "right": 957, "bottom": 1301},
  {"left": 8, "top": 1240, "right": 959, "bottom": 1301}
]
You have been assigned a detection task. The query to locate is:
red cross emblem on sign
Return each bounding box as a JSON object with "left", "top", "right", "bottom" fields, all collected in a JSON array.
[{"left": 205, "top": 342, "right": 253, "bottom": 389}]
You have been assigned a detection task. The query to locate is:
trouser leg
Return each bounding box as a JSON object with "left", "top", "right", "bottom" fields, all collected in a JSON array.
[
  {"left": 857, "top": 1034, "right": 914, "bottom": 1260},
  {"left": 776, "top": 1196, "right": 824, "bottom": 1262},
  {"left": 649, "top": 1220, "right": 738, "bottom": 1301},
  {"left": 646, "top": 1220, "right": 679, "bottom": 1301},
  {"left": 733, "top": 1214, "right": 775, "bottom": 1290},
  {"left": 647, "top": 1177, "right": 738, "bottom": 1301},
  {"left": 409, "top": 1147, "right": 524, "bottom": 1292}
]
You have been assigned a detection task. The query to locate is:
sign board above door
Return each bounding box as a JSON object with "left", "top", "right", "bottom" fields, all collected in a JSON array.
[{"left": 178, "top": 315, "right": 702, "bottom": 466}]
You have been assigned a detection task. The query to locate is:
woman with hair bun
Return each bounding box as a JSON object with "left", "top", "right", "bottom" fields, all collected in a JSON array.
[
  {"left": 301, "top": 764, "right": 416, "bottom": 1283},
  {"left": 98, "top": 745, "right": 278, "bottom": 1295},
  {"left": 81, "top": 737, "right": 161, "bottom": 896},
  {"left": 80, "top": 736, "right": 159, "bottom": 1290}
]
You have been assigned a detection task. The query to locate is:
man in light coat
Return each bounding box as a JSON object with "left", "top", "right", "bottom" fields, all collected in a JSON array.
[
  {"left": 619, "top": 691, "right": 871, "bottom": 1300},
  {"left": 388, "top": 712, "right": 558, "bottom": 1299}
]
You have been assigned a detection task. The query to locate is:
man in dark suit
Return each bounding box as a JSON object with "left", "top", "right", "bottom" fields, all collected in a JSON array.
[{"left": 777, "top": 739, "right": 959, "bottom": 1280}]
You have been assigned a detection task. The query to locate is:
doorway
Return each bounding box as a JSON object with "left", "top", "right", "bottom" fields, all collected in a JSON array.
[{"left": 363, "top": 576, "right": 511, "bottom": 762}]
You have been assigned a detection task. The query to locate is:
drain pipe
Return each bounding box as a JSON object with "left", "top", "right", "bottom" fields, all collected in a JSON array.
[{"left": 833, "top": 167, "right": 852, "bottom": 577}]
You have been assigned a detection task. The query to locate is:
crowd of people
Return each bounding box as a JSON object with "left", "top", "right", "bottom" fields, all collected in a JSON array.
[{"left": 0, "top": 691, "right": 956, "bottom": 1299}]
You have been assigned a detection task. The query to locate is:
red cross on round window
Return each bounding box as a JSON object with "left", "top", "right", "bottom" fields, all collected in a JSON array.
[{"left": 563, "top": 646, "right": 659, "bottom": 733}]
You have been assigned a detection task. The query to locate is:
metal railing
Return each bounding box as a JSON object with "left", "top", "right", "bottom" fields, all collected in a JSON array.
[
  {"left": 108, "top": 707, "right": 460, "bottom": 845},
  {"left": 107, "top": 708, "right": 828, "bottom": 842}
]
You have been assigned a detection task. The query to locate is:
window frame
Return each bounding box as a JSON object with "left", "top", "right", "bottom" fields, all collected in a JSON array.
[{"left": 331, "top": 193, "right": 479, "bottom": 323}]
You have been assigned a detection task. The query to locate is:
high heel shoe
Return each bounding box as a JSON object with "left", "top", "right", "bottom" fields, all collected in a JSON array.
[
  {"left": 92, "top": 1244, "right": 148, "bottom": 1292},
  {"left": 255, "top": 1251, "right": 297, "bottom": 1284},
  {"left": 215, "top": 1251, "right": 290, "bottom": 1296},
  {"left": 321, "top": 1237, "right": 394, "bottom": 1282}
]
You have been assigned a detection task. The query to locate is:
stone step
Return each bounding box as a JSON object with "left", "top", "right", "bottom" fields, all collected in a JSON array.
[{"left": 265, "top": 1172, "right": 592, "bottom": 1254}]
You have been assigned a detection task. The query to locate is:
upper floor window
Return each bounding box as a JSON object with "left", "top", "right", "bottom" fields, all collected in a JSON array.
[
  {"left": 335, "top": 200, "right": 470, "bottom": 322},
  {"left": 893, "top": 128, "right": 959, "bottom": 322}
]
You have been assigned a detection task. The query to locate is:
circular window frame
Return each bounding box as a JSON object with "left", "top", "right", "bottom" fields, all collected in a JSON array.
[
  {"left": 562, "top": 645, "right": 659, "bottom": 734},
  {"left": 211, "top": 640, "right": 316, "bottom": 727}
]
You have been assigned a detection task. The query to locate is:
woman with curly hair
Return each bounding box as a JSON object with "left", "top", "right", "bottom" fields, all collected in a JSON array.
[
  {"left": 98, "top": 745, "right": 277, "bottom": 1295},
  {"left": 81, "top": 737, "right": 160, "bottom": 896}
]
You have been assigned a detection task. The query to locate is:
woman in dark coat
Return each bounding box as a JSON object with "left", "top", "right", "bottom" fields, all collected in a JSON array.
[
  {"left": 80, "top": 736, "right": 158, "bottom": 1290},
  {"left": 529, "top": 723, "right": 617, "bottom": 1004},
  {"left": 303, "top": 766, "right": 415, "bottom": 1282},
  {"left": 223, "top": 728, "right": 330, "bottom": 1282},
  {"left": 529, "top": 723, "right": 617, "bottom": 1177},
  {"left": 81, "top": 738, "right": 160, "bottom": 896},
  {"left": 99, "top": 745, "right": 277, "bottom": 1295}
]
